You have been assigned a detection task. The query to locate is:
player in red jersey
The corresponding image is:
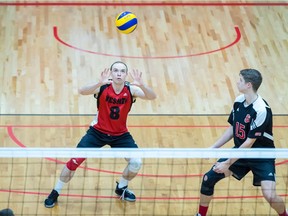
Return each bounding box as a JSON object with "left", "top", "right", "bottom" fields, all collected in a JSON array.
[{"left": 44, "top": 61, "right": 156, "bottom": 207}]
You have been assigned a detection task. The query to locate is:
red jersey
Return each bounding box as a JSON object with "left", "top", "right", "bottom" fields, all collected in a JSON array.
[{"left": 92, "top": 83, "right": 134, "bottom": 136}]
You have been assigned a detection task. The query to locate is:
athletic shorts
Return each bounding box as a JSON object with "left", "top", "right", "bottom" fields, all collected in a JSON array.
[
  {"left": 76, "top": 126, "right": 138, "bottom": 148},
  {"left": 218, "top": 158, "right": 276, "bottom": 186}
]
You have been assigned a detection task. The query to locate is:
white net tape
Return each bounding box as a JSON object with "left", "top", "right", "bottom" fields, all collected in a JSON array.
[{"left": 1, "top": 147, "right": 287, "bottom": 158}]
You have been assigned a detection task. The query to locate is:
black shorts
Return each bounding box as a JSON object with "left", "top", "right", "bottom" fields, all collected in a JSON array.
[
  {"left": 218, "top": 158, "right": 276, "bottom": 186},
  {"left": 76, "top": 126, "right": 138, "bottom": 148}
]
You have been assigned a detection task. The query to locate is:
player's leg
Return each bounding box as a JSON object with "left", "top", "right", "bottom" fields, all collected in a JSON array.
[
  {"left": 44, "top": 127, "right": 104, "bottom": 208},
  {"left": 44, "top": 157, "right": 87, "bottom": 208},
  {"left": 122, "top": 157, "right": 142, "bottom": 181},
  {"left": 196, "top": 158, "right": 236, "bottom": 216},
  {"left": 111, "top": 132, "right": 141, "bottom": 201},
  {"left": 119, "top": 157, "right": 142, "bottom": 186},
  {"left": 251, "top": 159, "right": 287, "bottom": 216},
  {"left": 261, "top": 181, "right": 287, "bottom": 216},
  {"left": 115, "top": 157, "right": 142, "bottom": 202},
  {"left": 196, "top": 169, "right": 229, "bottom": 216}
]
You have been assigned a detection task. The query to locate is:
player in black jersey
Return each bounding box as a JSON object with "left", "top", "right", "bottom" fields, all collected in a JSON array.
[{"left": 196, "top": 69, "right": 287, "bottom": 216}]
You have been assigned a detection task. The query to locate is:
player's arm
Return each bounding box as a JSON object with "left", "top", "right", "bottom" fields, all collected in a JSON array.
[
  {"left": 129, "top": 69, "right": 157, "bottom": 100},
  {"left": 222, "top": 137, "right": 256, "bottom": 165},
  {"left": 78, "top": 68, "right": 112, "bottom": 95},
  {"left": 213, "top": 137, "right": 257, "bottom": 174},
  {"left": 227, "top": 137, "right": 256, "bottom": 164},
  {"left": 210, "top": 125, "right": 234, "bottom": 148}
]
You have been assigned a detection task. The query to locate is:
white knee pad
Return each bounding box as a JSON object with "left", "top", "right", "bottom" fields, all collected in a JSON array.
[{"left": 128, "top": 158, "right": 142, "bottom": 173}]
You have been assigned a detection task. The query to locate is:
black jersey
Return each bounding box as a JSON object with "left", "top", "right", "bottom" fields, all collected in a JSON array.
[{"left": 228, "top": 94, "right": 274, "bottom": 148}]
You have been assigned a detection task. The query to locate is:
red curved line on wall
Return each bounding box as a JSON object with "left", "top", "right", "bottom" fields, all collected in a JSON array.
[
  {"left": 53, "top": 26, "right": 241, "bottom": 59},
  {"left": 6, "top": 126, "right": 201, "bottom": 178}
]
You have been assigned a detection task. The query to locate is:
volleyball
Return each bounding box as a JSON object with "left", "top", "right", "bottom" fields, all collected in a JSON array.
[{"left": 115, "top": 11, "right": 138, "bottom": 34}]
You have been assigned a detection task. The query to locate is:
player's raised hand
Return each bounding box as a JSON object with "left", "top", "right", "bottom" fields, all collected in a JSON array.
[
  {"left": 100, "top": 68, "right": 112, "bottom": 84},
  {"left": 130, "top": 69, "right": 144, "bottom": 87}
]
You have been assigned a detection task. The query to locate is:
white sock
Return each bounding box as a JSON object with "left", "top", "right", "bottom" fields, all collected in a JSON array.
[
  {"left": 54, "top": 179, "right": 65, "bottom": 194},
  {"left": 118, "top": 177, "right": 128, "bottom": 188}
]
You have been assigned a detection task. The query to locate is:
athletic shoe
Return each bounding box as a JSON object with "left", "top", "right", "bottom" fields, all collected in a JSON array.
[
  {"left": 195, "top": 214, "right": 202, "bottom": 216},
  {"left": 115, "top": 181, "right": 136, "bottom": 202},
  {"left": 44, "top": 189, "right": 59, "bottom": 208}
]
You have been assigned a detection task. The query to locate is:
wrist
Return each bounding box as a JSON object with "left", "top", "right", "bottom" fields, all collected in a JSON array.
[
  {"left": 137, "top": 83, "right": 145, "bottom": 88},
  {"left": 224, "top": 159, "right": 231, "bottom": 165}
]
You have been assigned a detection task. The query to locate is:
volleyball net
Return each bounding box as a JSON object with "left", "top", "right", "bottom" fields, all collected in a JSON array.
[{"left": 0, "top": 148, "right": 287, "bottom": 216}]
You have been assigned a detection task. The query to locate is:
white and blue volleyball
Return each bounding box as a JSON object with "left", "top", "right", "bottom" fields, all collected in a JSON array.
[{"left": 115, "top": 11, "right": 138, "bottom": 34}]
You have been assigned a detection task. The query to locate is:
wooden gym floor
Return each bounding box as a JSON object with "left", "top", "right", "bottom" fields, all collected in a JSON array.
[{"left": 0, "top": 0, "right": 287, "bottom": 215}]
